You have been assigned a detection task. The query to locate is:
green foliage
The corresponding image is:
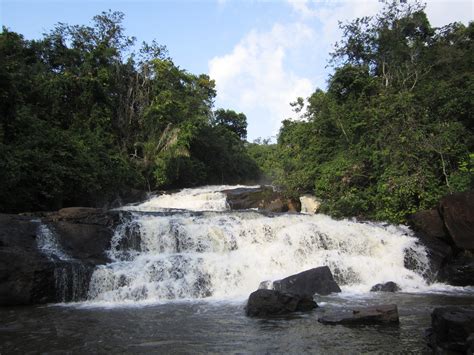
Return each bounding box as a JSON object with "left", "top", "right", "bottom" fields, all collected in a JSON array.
[
  {"left": 265, "top": 1, "right": 473, "bottom": 223},
  {"left": 0, "top": 12, "right": 261, "bottom": 212}
]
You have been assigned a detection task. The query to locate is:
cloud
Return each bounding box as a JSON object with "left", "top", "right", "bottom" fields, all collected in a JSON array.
[{"left": 208, "top": 23, "right": 315, "bottom": 140}]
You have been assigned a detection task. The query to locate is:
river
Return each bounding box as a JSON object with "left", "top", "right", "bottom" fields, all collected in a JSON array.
[{"left": 1, "top": 185, "right": 473, "bottom": 353}]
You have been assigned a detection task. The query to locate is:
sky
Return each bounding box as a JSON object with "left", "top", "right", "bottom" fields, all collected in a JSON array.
[{"left": 1, "top": 0, "right": 472, "bottom": 141}]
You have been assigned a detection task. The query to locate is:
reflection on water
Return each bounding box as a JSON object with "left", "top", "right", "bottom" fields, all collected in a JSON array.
[{"left": 1, "top": 292, "right": 473, "bottom": 354}]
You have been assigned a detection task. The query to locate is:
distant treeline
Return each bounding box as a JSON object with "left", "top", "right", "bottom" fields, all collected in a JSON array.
[
  {"left": 0, "top": 11, "right": 259, "bottom": 212},
  {"left": 248, "top": 1, "right": 473, "bottom": 222}
]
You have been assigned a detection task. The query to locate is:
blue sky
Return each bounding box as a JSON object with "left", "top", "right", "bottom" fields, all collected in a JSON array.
[{"left": 1, "top": 0, "right": 472, "bottom": 141}]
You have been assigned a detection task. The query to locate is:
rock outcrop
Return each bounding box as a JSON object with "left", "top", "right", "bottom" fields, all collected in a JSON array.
[
  {"left": 370, "top": 281, "right": 401, "bottom": 292},
  {"left": 439, "top": 191, "right": 474, "bottom": 250},
  {"left": 0, "top": 208, "right": 125, "bottom": 306},
  {"left": 428, "top": 307, "right": 474, "bottom": 354},
  {"left": 0, "top": 214, "right": 57, "bottom": 305},
  {"left": 272, "top": 266, "right": 341, "bottom": 297},
  {"left": 223, "top": 186, "right": 300, "bottom": 213},
  {"left": 245, "top": 289, "right": 317, "bottom": 317},
  {"left": 408, "top": 190, "right": 473, "bottom": 286},
  {"left": 318, "top": 304, "right": 399, "bottom": 325}
]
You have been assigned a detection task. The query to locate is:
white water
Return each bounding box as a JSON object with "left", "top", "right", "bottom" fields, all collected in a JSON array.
[
  {"left": 121, "top": 185, "right": 258, "bottom": 212},
  {"left": 35, "top": 222, "right": 71, "bottom": 261},
  {"left": 86, "top": 186, "right": 438, "bottom": 304}
]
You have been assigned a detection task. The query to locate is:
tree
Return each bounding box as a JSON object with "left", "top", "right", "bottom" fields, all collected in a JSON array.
[{"left": 213, "top": 109, "right": 248, "bottom": 140}]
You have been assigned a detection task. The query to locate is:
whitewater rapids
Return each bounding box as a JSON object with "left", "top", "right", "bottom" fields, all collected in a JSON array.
[{"left": 80, "top": 186, "right": 438, "bottom": 304}]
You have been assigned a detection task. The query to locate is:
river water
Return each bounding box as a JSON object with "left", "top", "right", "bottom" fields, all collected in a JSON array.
[{"left": 1, "top": 185, "right": 473, "bottom": 353}]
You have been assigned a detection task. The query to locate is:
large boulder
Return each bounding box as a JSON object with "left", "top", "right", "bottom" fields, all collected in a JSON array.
[
  {"left": 428, "top": 307, "right": 474, "bottom": 353},
  {"left": 272, "top": 266, "right": 341, "bottom": 297},
  {"left": 408, "top": 209, "right": 447, "bottom": 241},
  {"left": 43, "top": 207, "right": 123, "bottom": 264},
  {"left": 0, "top": 208, "right": 124, "bottom": 306},
  {"left": 0, "top": 214, "right": 56, "bottom": 305},
  {"left": 438, "top": 252, "right": 474, "bottom": 286},
  {"left": 318, "top": 304, "right": 399, "bottom": 325},
  {"left": 223, "top": 186, "right": 298, "bottom": 213},
  {"left": 370, "top": 281, "right": 401, "bottom": 292},
  {"left": 405, "top": 231, "right": 452, "bottom": 282},
  {"left": 245, "top": 289, "right": 317, "bottom": 317},
  {"left": 439, "top": 191, "right": 474, "bottom": 250}
]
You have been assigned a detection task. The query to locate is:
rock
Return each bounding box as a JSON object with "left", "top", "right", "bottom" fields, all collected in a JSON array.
[
  {"left": 245, "top": 289, "right": 317, "bottom": 317},
  {"left": 223, "top": 186, "right": 294, "bottom": 213},
  {"left": 0, "top": 214, "right": 56, "bottom": 305},
  {"left": 370, "top": 281, "right": 401, "bottom": 292},
  {"left": 428, "top": 307, "right": 474, "bottom": 353},
  {"left": 258, "top": 280, "right": 273, "bottom": 290},
  {"left": 0, "top": 209, "right": 126, "bottom": 306},
  {"left": 299, "top": 195, "right": 321, "bottom": 214},
  {"left": 287, "top": 199, "right": 301, "bottom": 213},
  {"left": 407, "top": 209, "right": 447, "bottom": 241},
  {"left": 318, "top": 304, "right": 399, "bottom": 325},
  {"left": 406, "top": 231, "right": 453, "bottom": 282},
  {"left": 272, "top": 266, "right": 341, "bottom": 297},
  {"left": 439, "top": 191, "right": 474, "bottom": 250},
  {"left": 438, "top": 252, "right": 474, "bottom": 286}
]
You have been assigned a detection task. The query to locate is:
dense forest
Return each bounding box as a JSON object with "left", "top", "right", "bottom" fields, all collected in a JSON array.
[
  {"left": 249, "top": 1, "right": 473, "bottom": 222},
  {"left": 0, "top": 11, "right": 259, "bottom": 212},
  {"left": 1, "top": 1, "right": 472, "bottom": 222}
]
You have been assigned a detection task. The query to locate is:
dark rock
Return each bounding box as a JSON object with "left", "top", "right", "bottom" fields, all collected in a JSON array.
[
  {"left": 287, "top": 199, "right": 301, "bottom": 213},
  {"left": 428, "top": 307, "right": 474, "bottom": 353},
  {"left": 272, "top": 266, "right": 341, "bottom": 297},
  {"left": 406, "top": 231, "right": 453, "bottom": 282},
  {"left": 438, "top": 252, "right": 474, "bottom": 286},
  {"left": 318, "top": 304, "right": 399, "bottom": 325},
  {"left": 245, "top": 289, "right": 317, "bottom": 317},
  {"left": 439, "top": 191, "right": 474, "bottom": 250},
  {"left": 0, "top": 214, "right": 56, "bottom": 305},
  {"left": 0, "top": 209, "right": 126, "bottom": 306},
  {"left": 370, "top": 281, "right": 401, "bottom": 292},
  {"left": 408, "top": 209, "right": 447, "bottom": 240},
  {"left": 223, "top": 186, "right": 293, "bottom": 213}
]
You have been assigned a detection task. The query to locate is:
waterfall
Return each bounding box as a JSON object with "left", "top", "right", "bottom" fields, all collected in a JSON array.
[
  {"left": 86, "top": 186, "right": 431, "bottom": 304},
  {"left": 35, "top": 222, "right": 90, "bottom": 302}
]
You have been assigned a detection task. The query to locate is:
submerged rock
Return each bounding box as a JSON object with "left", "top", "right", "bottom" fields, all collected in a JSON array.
[
  {"left": 370, "top": 281, "right": 401, "bottom": 292},
  {"left": 428, "top": 307, "right": 474, "bottom": 354},
  {"left": 318, "top": 304, "right": 399, "bottom": 325},
  {"left": 272, "top": 266, "right": 341, "bottom": 297},
  {"left": 245, "top": 289, "right": 317, "bottom": 317}
]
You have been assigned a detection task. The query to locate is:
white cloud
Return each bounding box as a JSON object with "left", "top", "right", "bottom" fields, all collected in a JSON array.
[
  {"left": 425, "top": 0, "right": 473, "bottom": 27},
  {"left": 209, "top": 23, "right": 315, "bottom": 140}
]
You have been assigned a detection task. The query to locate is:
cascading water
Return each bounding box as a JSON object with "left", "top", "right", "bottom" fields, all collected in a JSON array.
[
  {"left": 35, "top": 222, "right": 89, "bottom": 302},
  {"left": 86, "top": 186, "right": 432, "bottom": 304}
]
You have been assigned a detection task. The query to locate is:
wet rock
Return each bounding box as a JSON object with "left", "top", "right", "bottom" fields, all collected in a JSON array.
[
  {"left": 439, "top": 191, "right": 474, "bottom": 250},
  {"left": 438, "top": 252, "right": 474, "bottom": 286},
  {"left": 428, "top": 307, "right": 474, "bottom": 353},
  {"left": 43, "top": 208, "right": 127, "bottom": 264},
  {"left": 370, "top": 281, "right": 401, "bottom": 292},
  {"left": 223, "top": 186, "right": 294, "bottom": 213},
  {"left": 0, "top": 214, "right": 56, "bottom": 305},
  {"left": 408, "top": 209, "right": 447, "bottom": 240},
  {"left": 318, "top": 304, "right": 399, "bottom": 325},
  {"left": 272, "top": 266, "right": 341, "bottom": 297},
  {"left": 406, "top": 231, "right": 452, "bottom": 282},
  {"left": 245, "top": 289, "right": 317, "bottom": 317}
]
